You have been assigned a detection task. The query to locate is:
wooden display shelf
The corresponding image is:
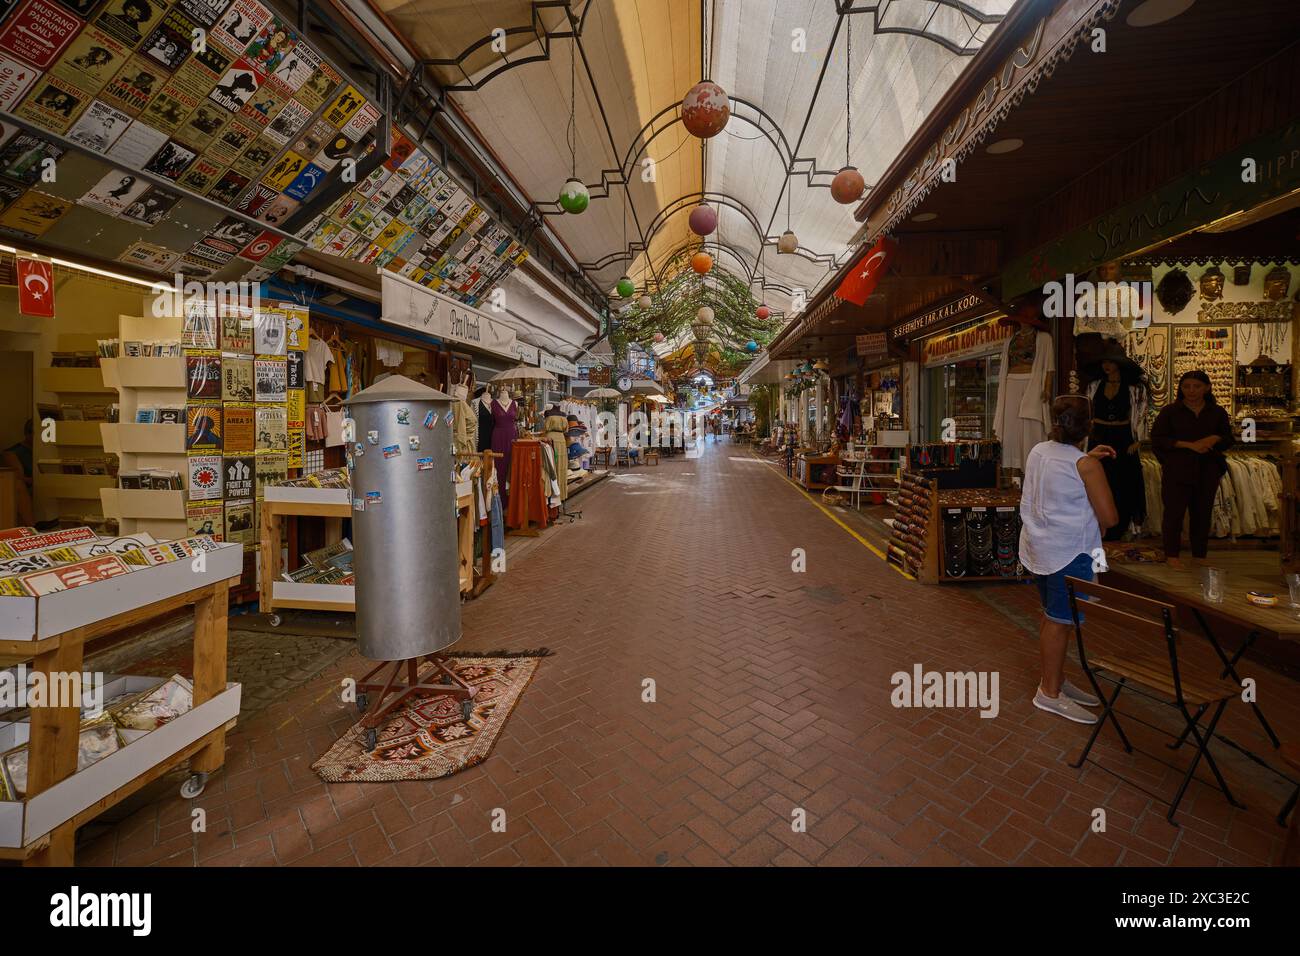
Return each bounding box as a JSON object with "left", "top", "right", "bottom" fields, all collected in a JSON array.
[
  {"left": 49, "top": 421, "right": 105, "bottom": 447},
  {"left": 100, "top": 422, "right": 187, "bottom": 455},
  {"left": 38, "top": 367, "right": 113, "bottom": 395},
  {"left": 100, "top": 487, "right": 186, "bottom": 520},
  {"left": 797, "top": 453, "right": 839, "bottom": 492},
  {"left": 0, "top": 543, "right": 242, "bottom": 865},
  {"left": 39, "top": 474, "right": 114, "bottom": 501},
  {"left": 108, "top": 356, "right": 186, "bottom": 390}
]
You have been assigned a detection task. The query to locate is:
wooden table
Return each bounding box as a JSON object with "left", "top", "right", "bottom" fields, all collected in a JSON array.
[{"left": 0, "top": 577, "right": 237, "bottom": 866}]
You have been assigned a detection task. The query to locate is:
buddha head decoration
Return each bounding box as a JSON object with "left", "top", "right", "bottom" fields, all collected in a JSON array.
[
  {"left": 1156, "top": 268, "right": 1195, "bottom": 315},
  {"left": 1233, "top": 263, "right": 1251, "bottom": 286},
  {"left": 1198, "top": 265, "right": 1225, "bottom": 301},
  {"left": 1264, "top": 265, "right": 1292, "bottom": 301}
]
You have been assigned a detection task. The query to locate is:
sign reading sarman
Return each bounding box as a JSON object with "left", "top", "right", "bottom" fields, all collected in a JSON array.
[{"left": 381, "top": 271, "right": 518, "bottom": 359}]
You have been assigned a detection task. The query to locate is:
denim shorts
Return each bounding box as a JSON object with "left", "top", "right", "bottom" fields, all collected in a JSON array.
[{"left": 1033, "top": 552, "right": 1095, "bottom": 626}]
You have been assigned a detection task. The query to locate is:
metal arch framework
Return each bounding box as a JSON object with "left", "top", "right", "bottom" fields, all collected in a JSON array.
[{"left": 834, "top": 1, "right": 1005, "bottom": 57}]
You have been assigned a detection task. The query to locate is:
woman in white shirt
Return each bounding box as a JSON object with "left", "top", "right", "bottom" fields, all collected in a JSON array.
[{"left": 1019, "top": 395, "right": 1119, "bottom": 724}]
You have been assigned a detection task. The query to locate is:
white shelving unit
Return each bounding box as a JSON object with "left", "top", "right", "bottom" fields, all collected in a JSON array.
[
  {"left": 832, "top": 446, "right": 903, "bottom": 510},
  {"left": 37, "top": 334, "right": 116, "bottom": 529}
]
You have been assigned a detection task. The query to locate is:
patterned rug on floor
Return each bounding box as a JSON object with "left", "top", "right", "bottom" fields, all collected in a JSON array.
[{"left": 312, "top": 654, "right": 544, "bottom": 782}]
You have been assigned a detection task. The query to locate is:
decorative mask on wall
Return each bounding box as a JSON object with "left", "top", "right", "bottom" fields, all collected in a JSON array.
[
  {"left": 1156, "top": 268, "right": 1194, "bottom": 315},
  {"left": 1198, "top": 266, "right": 1225, "bottom": 301},
  {"left": 1264, "top": 266, "right": 1292, "bottom": 301},
  {"left": 1233, "top": 263, "right": 1251, "bottom": 286}
]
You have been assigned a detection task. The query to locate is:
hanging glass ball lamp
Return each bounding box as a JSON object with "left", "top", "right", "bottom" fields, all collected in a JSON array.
[
  {"left": 688, "top": 203, "right": 718, "bottom": 236},
  {"left": 691, "top": 251, "right": 713, "bottom": 275},
  {"left": 652, "top": 331, "right": 665, "bottom": 343},
  {"left": 756, "top": 304, "right": 771, "bottom": 320},
  {"left": 637, "top": 293, "right": 653, "bottom": 310},
  {"left": 830, "top": 166, "right": 865, "bottom": 205},
  {"left": 745, "top": 340, "right": 758, "bottom": 353},
  {"left": 777, "top": 230, "right": 798, "bottom": 254},
  {"left": 681, "top": 81, "right": 730, "bottom": 138},
  {"left": 559, "top": 177, "right": 589, "bottom": 214},
  {"left": 696, "top": 306, "right": 714, "bottom": 325},
  {"left": 616, "top": 276, "right": 635, "bottom": 298}
]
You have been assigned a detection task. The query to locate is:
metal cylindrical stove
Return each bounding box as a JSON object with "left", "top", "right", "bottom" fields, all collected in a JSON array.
[{"left": 345, "top": 375, "right": 460, "bottom": 661}]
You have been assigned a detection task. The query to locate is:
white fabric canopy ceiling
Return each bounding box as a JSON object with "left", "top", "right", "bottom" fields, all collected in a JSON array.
[{"left": 371, "top": 0, "right": 1016, "bottom": 326}]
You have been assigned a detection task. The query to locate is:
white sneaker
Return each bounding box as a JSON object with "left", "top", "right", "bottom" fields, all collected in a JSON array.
[
  {"left": 1034, "top": 688, "right": 1099, "bottom": 724},
  {"left": 1061, "top": 679, "right": 1101, "bottom": 708}
]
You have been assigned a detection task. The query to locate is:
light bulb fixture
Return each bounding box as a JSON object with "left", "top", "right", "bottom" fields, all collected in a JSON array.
[
  {"left": 558, "top": 35, "right": 587, "bottom": 214},
  {"left": 637, "top": 293, "right": 652, "bottom": 310},
  {"left": 778, "top": 230, "right": 798, "bottom": 254},
  {"left": 830, "top": 20, "right": 863, "bottom": 205},
  {"left": 616, "top": 276, "right": 634, "bottom": 298}
]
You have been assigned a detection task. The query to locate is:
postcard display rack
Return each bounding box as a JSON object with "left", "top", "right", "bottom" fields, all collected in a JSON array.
[
  {"left": 39, "top": 334, "right": 118, "bottom": 529},
  {"left": 260, "top": 473, "right": 480, "bottom": 621},
  {"left": 101, "top": 303, "right": 308, "bottom": 565},
  {"left": 0, "top": 529, "right": 242, "bottom": 866}
]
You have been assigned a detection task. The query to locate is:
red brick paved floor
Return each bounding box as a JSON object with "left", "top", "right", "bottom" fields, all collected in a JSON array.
[{"left": 79, "top": 439, "right": 1300, "bottom": 866}]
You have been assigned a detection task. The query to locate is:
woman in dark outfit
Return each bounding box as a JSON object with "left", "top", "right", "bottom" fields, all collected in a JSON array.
[
  {"left": 1150, "top": 369, "right": 1234, "bottom": 568},
  {"left": 1085, "top": 357, "right": 1151, "bottom": 540}
]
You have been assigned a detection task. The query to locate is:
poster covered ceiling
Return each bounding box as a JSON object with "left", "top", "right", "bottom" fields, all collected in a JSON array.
[{"left": 369, "top": 0, "right": 1015, "bottom": 333}]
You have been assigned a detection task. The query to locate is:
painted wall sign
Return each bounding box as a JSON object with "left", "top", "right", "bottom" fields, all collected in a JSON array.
[
  {"left": 380, "top": 270, "right": 519, "bottom": 358},
  {"left": 1003, "top": 122, "right": 1300, "bottom": 299},
  {"left": 921, "top": 315, "right": 1012, "bottom": 366},
  {"left": 889, "top": 292, "right": 987, "bottom": 341},
  {"left": 855, "top": 333, "right": 888, "bottom": 356}
]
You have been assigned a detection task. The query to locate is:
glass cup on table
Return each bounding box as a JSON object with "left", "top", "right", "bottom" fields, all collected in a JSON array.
[
  {"left": 1287, "top": 573, "right": 1300, "bottom": 613},
  {"left": 1200, "top": 567, "right": 1226, "bottom": 605}
]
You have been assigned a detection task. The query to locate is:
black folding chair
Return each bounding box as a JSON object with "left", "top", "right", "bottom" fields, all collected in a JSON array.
[{"left": 1065, "top": 576, "right": 1245, "bottom": 825}]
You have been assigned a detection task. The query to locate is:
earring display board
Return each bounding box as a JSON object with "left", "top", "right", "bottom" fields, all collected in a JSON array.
[{"left": 1172, "top": 325, "right": 1234, "bottom": 413}]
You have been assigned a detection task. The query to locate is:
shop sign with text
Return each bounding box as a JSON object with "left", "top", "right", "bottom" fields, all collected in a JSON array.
[
  {"left": 540, "top": 351, "right": 578, "bottom": 378},
  {"left": 856, "top": 333, "right": 887, "bottom": 356},
  {"left": 380, "top": 271, "right": 518, "bottom": 358},
  {"left": 890, "top": 292, "right": 986, "bottom": 341},
  {"left": 921, "top": 316, "right": 1011, "bottom": 366}
]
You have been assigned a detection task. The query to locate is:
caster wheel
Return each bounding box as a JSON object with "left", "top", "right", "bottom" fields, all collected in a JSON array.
[
  {"left": 268, "top": 614, "right": 282, "bottom": 627},
  {"left": 363, "top": 727, "right": 378, "bottom": 752},
  {"left": 180, "top": 772, "right": 208, "bottom": 799},
  {"left": 355, "top": 693, "right": 368, "bottom": 714},
  {"left": 461, "top": 700, "right": 473, "bottom": 721}
]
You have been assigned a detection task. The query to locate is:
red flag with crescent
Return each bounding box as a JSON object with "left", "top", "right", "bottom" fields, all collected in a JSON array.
[
  {"left": 834, "top": 236, "right": 896, "bottom": 306},
  {"left": 17, "top": 254, "right": 55, "bottom": 317}
]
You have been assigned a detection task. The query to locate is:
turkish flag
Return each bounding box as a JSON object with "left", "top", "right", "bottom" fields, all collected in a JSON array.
[
  {"left": 834, "top": 236, "right": 897, "bottom": 306},
  {"left": 17, "top": 254, "right": 55, "bottom": 317}
]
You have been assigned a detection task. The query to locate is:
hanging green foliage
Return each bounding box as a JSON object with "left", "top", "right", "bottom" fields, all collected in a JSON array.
[{"left": 618, "top": 248, "right": 779, "bottom": 353}]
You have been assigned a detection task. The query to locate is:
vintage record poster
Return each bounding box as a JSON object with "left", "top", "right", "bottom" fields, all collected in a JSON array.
[
  {"left": 187, "top": 453, "right": 223, "bottom": 500},
  {"left": 188, "top": 237, "right": 233, "bottom": 267},
  {"left": 254, "top": 193, "right": 296, "bottom": 228},
  {"left": 223, "top": 497, "right": 254, "bottom": 545},
  {"left": 208, "top": 214, "right": 260, "bottom": 250},
  {"left": 263, "top": 96, "right": 309, "bottom": 145},
  {"left": 186, "top": 402, "right": 222, "bottom": 450},
  {"left": 0, "top": 0, "right": 82, "bottom": 69},
  {"left": 341, "top": 101, "right": 380, "bottom": 141},
  {"left": 99, "top": 55, "right": 160, "bottom": 115},
  {"left": 254, "top": 356, "right": 286, "bottom": 402},
  {"left": 282, "top": 162, "right": 324, "bottom": 202},
  {"left": 209, "top": 114, "right": 255, "bottom": 161},
  {"left": 175, "top": 252, "right": 217, "bottom": 278},
  {"left": 239, "top": 82, "right": 284, "bottom": 128},
  {"left": 168, "top": 43, "right": 229, "bottom": 100},
  {"left": 297, "top": 60, "right": 339, "bottom": 112},
  {"left": 208, "top": 58, "right": 261, "bottom": 113},
  {"left": 0, "top": 56, "right": 37, "bottom": 113},
  {"left": 222, "top": 402, "right": 253, "bottom": 452},
  {"left": 186, "top": 350, "right": 222, "bottom": 399},
  {"left": 0, "top": 190, "right": 70, "bottom": 236},
  {"left": 50, "top": 27, "right": 128, "bottom": 94},
  {"left": 286, "top": 386, "right": 304, "bottom": 425},
  {"left": 66, "top": 99, "right": 130, "bottom": 152},
  {"left": 180, "top": 302, "right": 217, "bottom": 346},
  {"left": 9, "top": 526, "right": 97, "bottom": 554},
  {"left": 178, "top": 156, "right": 223, "bottom": 193},
  {"left": 105, "top": 118, "right": 168, "bottom": 167},
  {"left": 177, "top": 0, "right": 231, "bottom": 26},
  {"left": 205, "top": 168, "right": 250, "bottom": 206},
  {"left": 213, "top": 0, "right": 270, "bottom": 51},
  {"left": 267, "top": 36, "right": 315, "bottom": 94},
  {"left": 254, "top": 451, "right": 285, "bottom": 493},
  {"left": 253, "top": 308, "right": 285, "bottom": 355},
  {"left": 139, "top": 8, "right": 195, "bottom": 74},
  {"left": 220, "top": 308, "right": 253, "bottom": 351},
  {"left": 117, "top": 241, "right": 180, "bottom": 272},
  {"left": 293, "top": 117, "right": 333, "bottom": 160},
  {"left": 255, "top": 405, "right": 286, "bottom": 452},
  {"left": 179, "top": 101, "right": 230, "bottom": 145},
  {"left": 244, "top": 16, "right": 294, "bottom": 70},
  {"left": 78, "top": 168, "right": 148, "bottom": 216},
  {"left": 144, "top": 138, "right": 198, "bottom": 180},
  {"left": 15, "top": 75, "right": 87, "bottom": 134},
  {"left": 223, "top": 454, "right": 253, "bottom": 498},
  {"left": 185, "top": 499, "right": 223, "bottom": 538},
  {"left": 0, "top": 133, "right": 62, "bottom": 183},
  {"left": 222, "top": 353, "right": 253, "bottom": 401},
  {"left": 21, "top": 555, "right": 129, "bottom": 595},
  {"left": 120, "top": 184, "right": 180, "bottom": 226},
  {"left": 230, "top": 135, "right": 276, "bottom": 177},
  {"left": 94, "top": 0, "right": 167, "bottom": 48}
]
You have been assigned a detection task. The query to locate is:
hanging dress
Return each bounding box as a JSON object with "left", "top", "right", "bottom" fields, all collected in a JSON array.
[
  {"left": 545, "top": 413, "right": 569, "bottom": 501},
  {"left": 490, "top": 398, "right": 518, "bottom": 493}
]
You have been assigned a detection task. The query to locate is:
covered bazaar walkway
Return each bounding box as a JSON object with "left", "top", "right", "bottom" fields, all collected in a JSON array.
[{"left": 81, "top": 439, "right": 1298, "bottom": 867}]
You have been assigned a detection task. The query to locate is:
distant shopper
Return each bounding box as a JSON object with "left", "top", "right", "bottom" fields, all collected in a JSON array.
[
  {"left": 1019, "top": 396, "right": 1118, "bottom": 725},
  {"left": 1, "top": 418, "right": 34, "bottom": 526},
  {"left": 1150, "top": 369, "right": 1233, "bottom": 569}
]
